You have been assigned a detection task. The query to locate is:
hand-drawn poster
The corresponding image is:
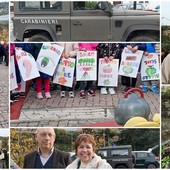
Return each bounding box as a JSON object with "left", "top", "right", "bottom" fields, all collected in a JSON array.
[
  {"left": 36, "top": 43, "right": 64, "bottom": 76},
  {"left": 10, "top": 55, "right": 18, "bottom": 91},
  {"left": 15, "top": 48, "right": 40, "bottom": 81},
  {"left": 76, "top": 51, "right": 97, "bottom": 81},
  {"left": 141, "top": 53, "right": 160, "bottom": 81},
  {"left": 53, "top": 58, "right": 75, "bottom": 87},
  {"left": 98, "top": 58, "right": 119, "bottom": 87},
  {"left": 119, "top": 47, "right": 143, "bottom": 78},
  {"left": 12, "top": 80, "right": 26, "bottom": 93}
]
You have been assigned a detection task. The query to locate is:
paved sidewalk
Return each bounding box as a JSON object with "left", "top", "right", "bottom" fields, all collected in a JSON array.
[
  {"left": 10, "top": 78, "right": 160, "bottom": 127},
  {"left": 0, "top": 63, "right": 9, "bottom": 128}
]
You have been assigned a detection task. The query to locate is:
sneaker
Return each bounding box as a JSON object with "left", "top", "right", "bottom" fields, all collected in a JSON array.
[
  {"left": 100, "top": 88, "right": 107, "bottom": 95},
  {"left": 87, "top": 89, "right": 95, "bottom": 96},
  {"left": 45, "top": 92, "right": 51, "bottom": 99},
  {"left": 69, "top": 91, "right": 74, "bottom": 98},
  {"left": 60, "top": 91, "right": 65, "bottom": 98},
  {"left": 10, "top": 95, "right": 19, "bottom": 103},
  {"left": 150, "top": 85, "right": 159, "bottom": 94},
  {"left": 16, "top": 92, "right": 25, "bottom": 98},
  {"left": 142, "top": 85, "right": 148, "bottom": 93},
  {"left": 36, "top": 92, "right": 43, "bottom": 99},
  {"left": 108, "top": 87, "right": 116, "bottom": 95},
  {"left": 80, "top": 90, "right": 86, "bottom": 99}
]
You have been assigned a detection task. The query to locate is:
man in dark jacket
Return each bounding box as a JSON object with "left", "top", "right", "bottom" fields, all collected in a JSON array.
[
  {"left": 0, "top": 43, "right": 5, "bottom": 64},
  {"left": 23, "top": 128, "right": 72, "bottom": 169}
]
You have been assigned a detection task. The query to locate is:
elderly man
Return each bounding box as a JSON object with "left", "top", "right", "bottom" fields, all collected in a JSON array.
[{"left": 23, "top": 128, "right": 72, "bottom": 168}]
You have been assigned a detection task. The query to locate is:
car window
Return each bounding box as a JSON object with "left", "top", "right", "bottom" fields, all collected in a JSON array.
[
  {"left": 129, "top": 4, "right": 143, "bottom": 10},
  {"left": 111, "top": 149, "right": 129, "bottom": 156},
  {"left": 73, "top": 1, "right": 102, "bottom": 10},
  {"left": 136, "top": 152, "right": 147, "bottom": 158},
  {"left": 97, "top": 150, "right": 107, "bottom": 158},
  {"left": 19, "top": 1, "right": 62, "bottom": 11},
  {"left": 148, "top": 152, "right": 156, "bottom": 157},
  {"left": 136, "top": 4, "right": 143, "bottom": 10}
]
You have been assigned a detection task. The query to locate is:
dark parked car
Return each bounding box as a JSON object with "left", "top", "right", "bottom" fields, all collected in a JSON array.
[
  {"left": 97, "top": 145, "right": 134, "bottom": 168},
  {"left": 132, "top": 151, "right": 160, "bottom": 169},
  {"left": 69, "top": 152, "right": 77, "bottom": 161}
]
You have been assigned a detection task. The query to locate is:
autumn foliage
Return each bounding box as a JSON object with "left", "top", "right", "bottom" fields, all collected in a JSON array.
[
  {"left": 10, "top": 129, "right": 37, "bottom": 168},
  {"left": 0, "top": 23, "right": 8, "bottom": 42}
]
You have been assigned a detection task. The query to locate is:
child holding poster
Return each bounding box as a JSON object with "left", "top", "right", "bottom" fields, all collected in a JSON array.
[
  {"left": 29, "top": 43, "right": 52, "bottom": 99},
  {"left": 142, "top": 43, "right": 159, "bottom": 94},
  {"left": 78, "top": 43, "right": 98, "bottom": 98},
  {"left": 96, "top": 43, "right": 121, "bottom": 95},
  {"left": 58, "top": 43, "right": 78, "bottom": 98},
  {"left": 121, "top": 43, "right": 146, "bottom": 93},
  {"left": 10, "top": 43, "right": 31, "bottom": 102}
]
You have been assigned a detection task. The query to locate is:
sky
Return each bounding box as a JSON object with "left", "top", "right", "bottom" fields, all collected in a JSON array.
[
  {"left": 162, "top": 1, "right": 170, "bottom": 26},
  {"left": 0, "top": 129, "right": 9, "bottom": 137}
]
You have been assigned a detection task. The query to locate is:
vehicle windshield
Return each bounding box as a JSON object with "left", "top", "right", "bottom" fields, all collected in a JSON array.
[
  {"left": 112, "top": 3, "right": 145, "bottom": 11},
  {"left": 111, "top": 149, "right": 129, "bottom": 156}
]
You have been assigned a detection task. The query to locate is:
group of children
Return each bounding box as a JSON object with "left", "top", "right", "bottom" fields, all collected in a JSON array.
[{"left": 10, "top": 43, "right": 160, "bottom": 102}]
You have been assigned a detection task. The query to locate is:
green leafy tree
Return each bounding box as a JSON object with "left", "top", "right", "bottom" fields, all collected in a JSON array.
[
  {"left": 117, "top": 129, "right": 160, "bottom": 155},
  {"left": 162, "top": 145, "right": 170, "bottom": 169},
  {"left": 85, "top": 1, "right": 97, "bottom": 9}
]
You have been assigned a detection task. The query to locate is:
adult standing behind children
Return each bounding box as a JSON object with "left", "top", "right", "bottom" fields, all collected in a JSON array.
[
  {"left": 23, "top": 128, "right": 72, "bottom": 168},
  {"left": 78, "top": 43, "right": 98, "bottom": 98}
]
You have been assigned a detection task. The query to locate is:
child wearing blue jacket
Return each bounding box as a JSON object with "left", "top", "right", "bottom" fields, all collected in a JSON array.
[{"left": 142, "top": 43, "right": 159, "bottom": 94}]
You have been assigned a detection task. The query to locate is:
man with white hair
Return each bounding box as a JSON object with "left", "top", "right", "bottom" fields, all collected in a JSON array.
[{"left": 23, "top": 128, "right": 72, "bottom": 168}]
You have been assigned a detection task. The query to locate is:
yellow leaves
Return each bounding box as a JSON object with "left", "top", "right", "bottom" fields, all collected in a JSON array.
[
  {"left": 0, "top": 25, "right": 8, "bottom": 42},
  {"left": 10, "top": 129, "right": 37, "bottom": 168}
]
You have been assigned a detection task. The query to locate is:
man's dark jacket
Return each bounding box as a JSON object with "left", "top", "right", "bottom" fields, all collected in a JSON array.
[{"left": 23, "top": 149, "right": 72, "bottom": 169}]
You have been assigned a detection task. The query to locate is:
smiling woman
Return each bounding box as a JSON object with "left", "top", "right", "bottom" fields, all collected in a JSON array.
[{"left": 66, "top": 134, "right": 112, "bottom": 169}]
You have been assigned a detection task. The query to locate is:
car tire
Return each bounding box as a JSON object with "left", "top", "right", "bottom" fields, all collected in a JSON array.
[
  {"left": 29, "top": 33, "right": 52, "bottom": 42},
  {"left": 116, "top": 165, "right": 127, "bottom": 169},
  {"left": 129, "top": 35, "right": 158, "bottom": 42},
  {"left": 147, "top": 163, "right": 157, "bottom": 169}
]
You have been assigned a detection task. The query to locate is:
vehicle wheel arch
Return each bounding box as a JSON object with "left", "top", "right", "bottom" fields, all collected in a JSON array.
[
  {"left": 115, "top": 164, "right": 128, "bottom": 168},
  {"left": 23, "top": 25, "right": 57, "bottom": 41},
  {"left": 121, "top": 24, "right": 160, "bottom": 41},
  {"left": 145, "top": 163, "right": 157, "bottom": 169}
]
